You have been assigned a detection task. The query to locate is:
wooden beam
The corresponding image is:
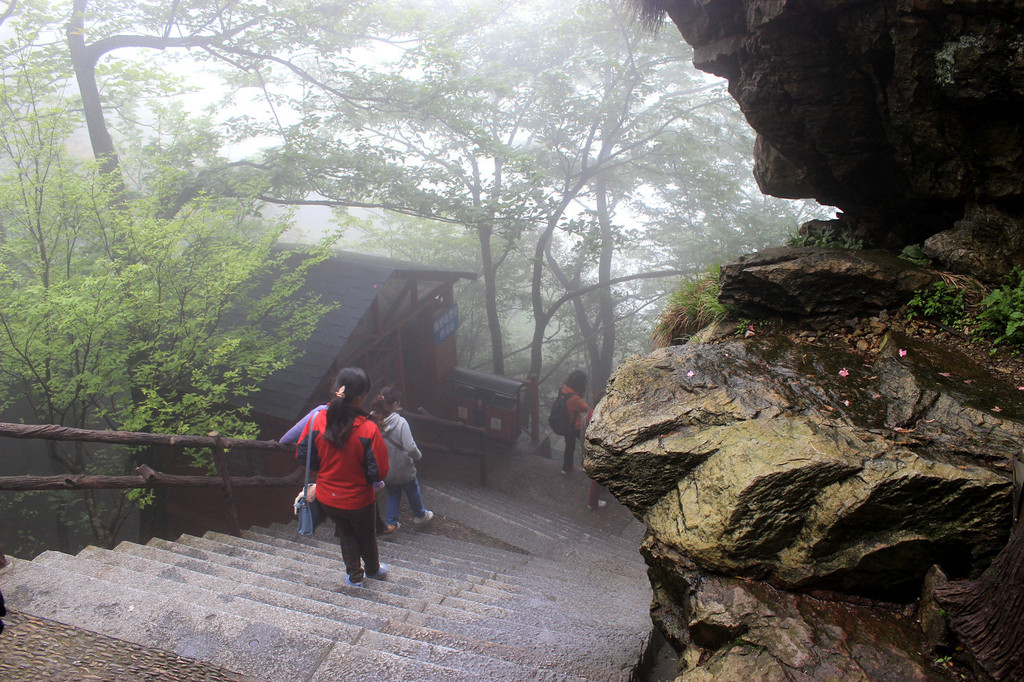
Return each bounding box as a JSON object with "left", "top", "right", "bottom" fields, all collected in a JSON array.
[
  {"left": 0, "top": 464, "right": 303, "bottom": 491},
  {"left": 0, "top": 422, "right": 293, "bottom": 452}
]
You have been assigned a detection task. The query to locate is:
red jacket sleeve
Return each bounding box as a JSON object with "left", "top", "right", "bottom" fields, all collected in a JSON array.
[{"left": 567, "top": 393, "right": 590, "bottom": 429}]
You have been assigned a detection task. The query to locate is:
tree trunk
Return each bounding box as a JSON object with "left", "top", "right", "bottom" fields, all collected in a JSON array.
[
  {"left": 67, "top": 0, "right": 120, "bottom": 178},
  {"left": 933, "top": 516, "right": 1024, "bottom": 680},
  {"left": 592, "top": 173, "right": 617, "bottom": 398},
  {"left": 479, "top": 221, "right": 505, "bottom": 375}
]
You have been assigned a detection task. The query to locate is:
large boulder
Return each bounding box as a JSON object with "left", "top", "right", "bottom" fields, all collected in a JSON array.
[
  {"left": 587, "top": 334, "right": 1016, "bottom": 600},
  {"left": 657, "top": 0, "right": 1024, "bottom": 256},
  {"left": 587, "top": 330, "right": 1017, "bottom": 677}
]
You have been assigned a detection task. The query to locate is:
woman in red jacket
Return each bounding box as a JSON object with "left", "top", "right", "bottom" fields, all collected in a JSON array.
[
  {"left": 560, "top": 370, "right": 590, "bottom": 475},
  {"left": 297, "top": 367, "right": 389, "bottom": 587}
]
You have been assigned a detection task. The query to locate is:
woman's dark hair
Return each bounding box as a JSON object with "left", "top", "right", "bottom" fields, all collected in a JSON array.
[
  {"left": 566, "top": 370, "right": 587, "bottom": 393},
  {"left": 323, "top": 367, "right": 371, "bottom": 447},
  {"left": 369, "top": 385, "right": 402, "bottom": 421}
]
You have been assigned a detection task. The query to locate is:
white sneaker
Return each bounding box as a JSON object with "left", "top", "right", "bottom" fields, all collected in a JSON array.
[{"left": 413, "top": 510, "right": 434, "bottom": 525}]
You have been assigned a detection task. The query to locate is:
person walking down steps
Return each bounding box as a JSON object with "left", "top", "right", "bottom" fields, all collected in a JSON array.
[
  {"left": 558, "top": 370, "right": 590, "bottom": 475},
  {"left": 296, "top": 367, "right": 390, "bottom": 588},
  {"left": 371, "top": 385, "right": 433, "bottom": 534},
  {"left": 282, "top": 386, "right": 387, "bottom": 534}
]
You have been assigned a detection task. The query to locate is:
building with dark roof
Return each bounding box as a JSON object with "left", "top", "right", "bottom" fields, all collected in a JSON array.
[
  {"left": 161, "top": 248, "right": 534, "bottom": 537},
  {"left": 251, "top": 248, "right": 477, "bottom": 437}
]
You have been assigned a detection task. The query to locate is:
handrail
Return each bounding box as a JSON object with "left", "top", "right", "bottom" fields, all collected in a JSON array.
[
  {"left": 405, "top": 409, "right": 489, "bottom": 485},
  {"left": 0, "top": 421, "right": 298, "bottom": 536},
  {"left": 0, "top": 422, "right": 293, "bottom": 452}
]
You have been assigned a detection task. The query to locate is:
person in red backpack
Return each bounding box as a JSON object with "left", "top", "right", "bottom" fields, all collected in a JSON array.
[
  {"left": 559, "top": 370, "right": 590, "bottom": 475},
  {"left": 297, "top": 367, "right": 389, "bottom": 588}
]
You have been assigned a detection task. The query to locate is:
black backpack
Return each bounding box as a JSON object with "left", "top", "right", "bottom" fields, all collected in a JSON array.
[{"left": 548, "top": 391, "right": 573, "bottom": 436}]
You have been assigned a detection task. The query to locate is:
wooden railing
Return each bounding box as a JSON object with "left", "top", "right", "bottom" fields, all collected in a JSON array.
[
  {"left": 405, "top": 409, "right": 489, "bottom": 485},
  {"left": 0, "top": 422, "right": 300, "bottom": 536},
  {"left": 0, "top": 415, "right": 495, "bottom": 535}
]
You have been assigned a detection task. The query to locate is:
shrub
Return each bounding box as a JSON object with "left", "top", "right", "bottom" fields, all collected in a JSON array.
[{"left": 905, "top": 281, "right": 966, "bottom": 327}]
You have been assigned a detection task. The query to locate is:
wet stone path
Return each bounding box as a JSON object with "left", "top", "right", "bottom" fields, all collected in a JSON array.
[
  {"left": 0, "top": 513, "right": 519, "bottom": 680},
  {"left": 0, "top": 609, "right": 259, "bottom": 681}
]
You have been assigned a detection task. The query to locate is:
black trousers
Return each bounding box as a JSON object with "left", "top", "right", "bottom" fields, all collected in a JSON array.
[
  {"left": 562, "top": 432, "right": 577, "bottom": 472},
  {"left": 321, "top": 501, "right": 380, "bottom": 582}
]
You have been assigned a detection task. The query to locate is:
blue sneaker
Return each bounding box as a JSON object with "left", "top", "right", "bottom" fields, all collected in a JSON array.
[
  {"left": 345, "top": 575, "right": 364, "bottom": 587},
  {"left": 366, "top": 563, "right": 389, "bottom": 580}
]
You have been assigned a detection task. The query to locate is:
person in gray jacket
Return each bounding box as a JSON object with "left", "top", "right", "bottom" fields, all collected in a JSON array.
[{"left": 371, "top": 386, "right": 433, "bottom": 533}]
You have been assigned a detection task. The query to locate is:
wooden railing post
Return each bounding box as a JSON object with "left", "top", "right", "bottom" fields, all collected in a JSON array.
[
  {"left": 479, "top": 429, "right": 487, "bottom": 486},
  {"left": 209, "top": 431, "right": 242, "bottom": 536}
]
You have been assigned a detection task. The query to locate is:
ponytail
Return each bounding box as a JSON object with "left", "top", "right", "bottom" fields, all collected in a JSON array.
[
  {"left": 322, "top": 367, "right": 371, "bottom": 447},
  {"left": 368, "top": 385, "right": 402, "bottom": 422}
]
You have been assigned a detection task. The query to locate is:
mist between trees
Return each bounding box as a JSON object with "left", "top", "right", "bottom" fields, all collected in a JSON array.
[{"left": 0, "top": 0, "right": 829, "bottom": 552}]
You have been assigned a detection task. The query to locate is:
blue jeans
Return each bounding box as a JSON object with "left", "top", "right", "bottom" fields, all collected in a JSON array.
[{"left": 386, "top": 478, "right": 427, "bottom": 526}]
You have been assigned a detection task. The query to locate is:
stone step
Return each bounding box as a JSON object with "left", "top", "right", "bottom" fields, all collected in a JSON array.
[
  {"left": 113, "top": 536, "right": 633, "bottom": 679},
  {"left": 170, "top": 534, "right": 536, "bottom": 629},
  {"left": 241, "top": 528, "right": 524, "bottom": 604},
  {"left": 111, "top": 539, "right": 547, "bottom": 661},
  {"left": 194, "top": 531, "right": 517, "bottom": 615},
  {"left": 31, "top": 549, "right": 576, "bottom": 681},
  {"left": 416, "top": 483, "right": 643, "bottom": 573},
  {"left": 249, "top": 524, "right": 640, "bottom": 617},
  {"left": 193, "top": 530, "right": 619, "bottom": 635},
  {"left": 0, "top": 558, "right": 478, "bottom": 681},
  {"left": 258, "top": 520, "right": 641, "bottom": 596},
  {"left": 419, "top": 484, "right": 573, "bottom": 555},
  {"left": 422, "top": 480, "right": 639, "bottom": 551},
  {"left": 249, "top": 524, "right": 527, "bottom": 589}
]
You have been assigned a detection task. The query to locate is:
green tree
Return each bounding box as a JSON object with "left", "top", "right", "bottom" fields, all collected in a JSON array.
[
  {"left": 237, "top": 0, "right": 824, "bottom": 396},
  {"left": 0, "top": 3, "right": 330, "bottom": 549}
]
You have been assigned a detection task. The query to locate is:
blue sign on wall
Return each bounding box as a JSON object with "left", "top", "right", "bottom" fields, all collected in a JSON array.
[{"left": 433, "top": 304, "right": 459, "bottom": 346}]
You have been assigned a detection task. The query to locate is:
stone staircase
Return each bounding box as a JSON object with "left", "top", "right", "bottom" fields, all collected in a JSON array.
[{"left": 0, "top": 480, "right": 652, "bottom": 681}]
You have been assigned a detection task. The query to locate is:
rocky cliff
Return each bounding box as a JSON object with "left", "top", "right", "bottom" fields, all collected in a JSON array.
[
  {"left": 652, "top": 0, "right": 1024, "bottom": 275},
  {"left": 597, "top": 2, "right": 1024, "bottom": 678},
  {"left": 589, "top": 249, "right": 1021, "bottom": 679}
]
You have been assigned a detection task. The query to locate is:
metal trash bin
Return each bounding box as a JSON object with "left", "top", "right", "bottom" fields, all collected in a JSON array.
[{"left": 446, "top": 367, "right": 527, "bottom": 443}]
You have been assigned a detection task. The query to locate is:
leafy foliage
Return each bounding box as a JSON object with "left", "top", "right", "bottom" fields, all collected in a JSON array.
[
  {"left": 788, "top": 226, "right": 863, "bottom": 250},
  {"left": 652, "top": 265, "right": 731, "bottom": 348},
  {"left": 977, "top": 268, "right": 1024, "bottom": 351},
  {"left": 900, "top": 243, "right": 929, "bottom": 266},
  {"left": 905, "top": 281, "right": 966, "bottom": 328},
  {"left": 0, "top": 12, "right": 332, "bottom": 550}
]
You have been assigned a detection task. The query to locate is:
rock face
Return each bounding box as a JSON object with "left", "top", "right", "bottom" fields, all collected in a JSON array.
[
  {"left": 718, "top": 246, "right": 935, "bottom": 318},
  {"left": 658, "top": 0, "right": 1024, "bottom": 263},
  {"left": 590, "top": 334, "right": 1016, "bottom": 592},
  {"left": 586, "top": 248, "right": 1020, "bottom": 678}
]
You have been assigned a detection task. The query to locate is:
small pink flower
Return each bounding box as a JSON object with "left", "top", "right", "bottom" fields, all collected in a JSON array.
[
  {"left": 843, "top": 399, "right": 850, "bottom": 406},
  {"left": 838, "top": 368, "right": 849, "bottom": 377},
  {"left": 1018, "top": 386, "right": 1024, "bottom": 391},
  {"left": 686, "top": 370, "right": 695, "bottom": 377},
  {"left": 898, "top": 349, "right": 907, "bottom": 357}
]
